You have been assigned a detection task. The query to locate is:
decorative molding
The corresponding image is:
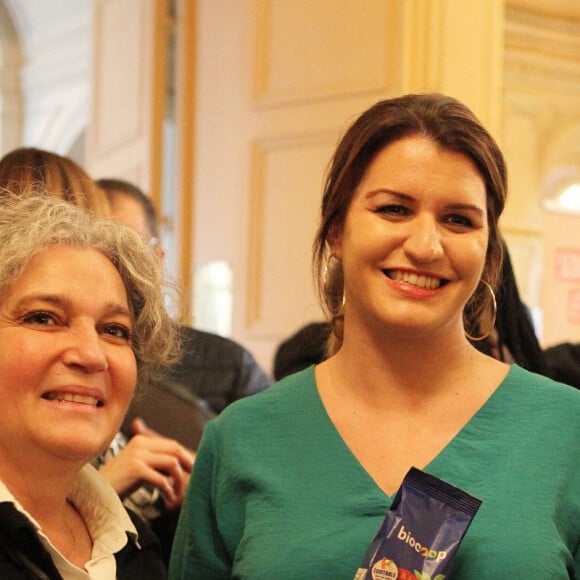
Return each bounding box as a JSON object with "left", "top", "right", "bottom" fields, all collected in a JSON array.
[
  {"left": 251, "top": 0, "right": 401, "bottom": 108},
  {"left": 174, "top": 0, "right": 196, "bottom": 323},
  {"left": 0, "top": 0, "right": 23, "bottom": 153},
  {"left": 502, "top": 91, "right": 557, "bottom": 141},
  {"left": 91, "top": 3, "right": 148, "bottom": 156},
  {"left": 505, "top": 7, "right": 580, "bottom": 93},
  {"left": 401, "top": 0, "right": 504, "bottom": 136},
  {"left": 246, "top": 130, "right": 335, "bottom": 335},
  {"left": 246, "top": 143, "right": 266, "bottom": 330}
]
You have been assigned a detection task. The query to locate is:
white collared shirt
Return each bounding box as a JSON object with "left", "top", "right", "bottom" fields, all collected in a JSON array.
[{"left": 0, "top": 464, "right": 139, "bottom": 579}]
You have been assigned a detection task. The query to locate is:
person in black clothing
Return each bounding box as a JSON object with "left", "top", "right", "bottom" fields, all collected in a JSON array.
[
  {"left": 544, "top": 342, "right": 580, "bottom": 389},
  {"left": 0, "top": 194, "right": 176, "bottom": 578},
  {"left": 0, "top": 505, "right": 163, "bottom": 580},
  {"left": 169, "top": 324, "right": 272, "bottom": 414},
  {"left": 273, "top": 321, "right": 331, "bottom": 380}
]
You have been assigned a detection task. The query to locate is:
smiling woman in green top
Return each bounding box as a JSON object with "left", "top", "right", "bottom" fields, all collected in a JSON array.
[{"left": 169, "top": 94, "right": 580, "bottom": 579}]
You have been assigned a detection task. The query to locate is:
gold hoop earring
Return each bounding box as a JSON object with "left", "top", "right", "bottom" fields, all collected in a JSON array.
[
  {"left": 464, "top": 279, "right": 497, "bottom": 342},
  {"left": 323, "top": 254, "right": 346, "bottom": 314},
  {"left": 322, "top": 254, "right": 334, "bottom": 287}
]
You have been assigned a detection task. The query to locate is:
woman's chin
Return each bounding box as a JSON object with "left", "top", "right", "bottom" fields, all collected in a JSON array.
[{"left": 44, "top": 436, "right": 112, "bottom": 465}]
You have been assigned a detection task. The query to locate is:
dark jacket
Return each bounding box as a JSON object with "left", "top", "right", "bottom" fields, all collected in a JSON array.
[
  {"left": 544, "top": 342, "right": 580, "bottom": 389},
  {"left": 273, "top": 322, "right": 331, "bottom": 380},
  {"left": 121, "top": 326, "right": 271, "bottom": 447},
  {"left": 0, "top": 503, "right": 166, "bottom": 579},
  {"left": 167, "top": 326, "right": 271, "bottom": 414}
]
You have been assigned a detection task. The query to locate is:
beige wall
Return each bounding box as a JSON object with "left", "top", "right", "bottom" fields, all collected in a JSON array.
[{"left": 502, "top": 5, "right": 580, "bottom": 346}]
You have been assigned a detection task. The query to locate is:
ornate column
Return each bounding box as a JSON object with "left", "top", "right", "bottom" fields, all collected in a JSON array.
[{"left": 399, "top": 0, "right": 505, "bottom": 139}]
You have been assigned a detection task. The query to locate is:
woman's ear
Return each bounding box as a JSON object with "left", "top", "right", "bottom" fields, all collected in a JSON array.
[{"left": 327, "top": 223, "right": 343, "bottom": 259}]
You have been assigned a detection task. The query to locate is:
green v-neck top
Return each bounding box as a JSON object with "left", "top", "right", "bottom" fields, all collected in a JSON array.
[{"left": 169, "top": 364, "right": 580, "bottom": 579}]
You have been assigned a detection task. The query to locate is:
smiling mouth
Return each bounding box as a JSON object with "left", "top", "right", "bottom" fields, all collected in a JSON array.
[
  {"left": 384, "top": 270, "right": 448, "bottom": 290},
  {"left": 42, "top": 393, "right": 104, "bottom": 407}
]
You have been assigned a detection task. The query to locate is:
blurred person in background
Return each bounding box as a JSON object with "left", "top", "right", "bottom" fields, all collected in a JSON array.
[{"left": 97, "top": 177, "right": 272, "bottom": 415}]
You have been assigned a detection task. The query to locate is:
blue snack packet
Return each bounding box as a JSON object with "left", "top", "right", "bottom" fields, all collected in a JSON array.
[{"left": 354, "top": 467, "right": 482, "bottom": 580}]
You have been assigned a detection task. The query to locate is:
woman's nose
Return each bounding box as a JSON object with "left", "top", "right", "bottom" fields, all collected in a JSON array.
[
  {"left": 62, "top": 324, "right": 109, "bottom": 372},
  {"left": 403, "top": 216, "right": 444, "bottom": 263}
]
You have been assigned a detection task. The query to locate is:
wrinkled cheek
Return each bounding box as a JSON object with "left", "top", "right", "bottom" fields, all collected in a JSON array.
[
  {"left": 114, "top": 356, "right": 138, "bottom": 411},
  {"left": 124, "top": 360, "right": 138, "bottom": 402},
  {"left": 108, "top": 370, "right": 137, "bottom": 443}
]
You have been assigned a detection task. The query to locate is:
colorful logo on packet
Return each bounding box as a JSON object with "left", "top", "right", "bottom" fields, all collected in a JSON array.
[
  {"left": 372, "top": 567, "right": 445, "bottom": 580},
  {"left": 371, "top": 558, "right": 397, "bottom": 579}
]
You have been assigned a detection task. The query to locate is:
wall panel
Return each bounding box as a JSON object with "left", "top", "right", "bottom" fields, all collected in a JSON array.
[
  {"left": 246, "top": 133, "right": 336, "bottom": 337},
  {"left": 87, "top": 0, "right": 166, "bottom": 199},
  {"left": 253, "top": 0, "right": 399, "bottom": 106}
]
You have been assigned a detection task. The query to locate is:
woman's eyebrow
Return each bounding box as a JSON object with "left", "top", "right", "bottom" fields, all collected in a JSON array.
[
  {"left": 11, "top": 293, "right": 65, "bottom": 309},
  {"left": 365, "top": 188, "right": 413, "bottom": 201},
  {"left": 446, "top": 203, "right": 485, "bottom": 216},
  {"left": 13, "top": 294, "right": 132, "bottom": 317},
  {"left": 365, "top": 189, "right": 485, "bottom": 216}
]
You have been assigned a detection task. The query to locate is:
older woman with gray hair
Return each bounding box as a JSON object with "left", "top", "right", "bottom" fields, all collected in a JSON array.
[{"left": 0, "top": 193, "right": 178, "bottom": 578}]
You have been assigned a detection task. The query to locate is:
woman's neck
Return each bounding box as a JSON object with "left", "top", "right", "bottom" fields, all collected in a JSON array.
[
  {"left": 325, "top": 323, "right": 496, "bottom": 408},
  {"left": 0, "top": 455, "right": 93, "bottom": 569},
  {"left": 0, "top": 450, "right": 82, "bottom": 524}
]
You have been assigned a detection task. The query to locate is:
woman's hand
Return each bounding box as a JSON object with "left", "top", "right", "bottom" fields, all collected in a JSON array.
[{"left": 99, "top": 418, "right": 195, "bottom": 511}]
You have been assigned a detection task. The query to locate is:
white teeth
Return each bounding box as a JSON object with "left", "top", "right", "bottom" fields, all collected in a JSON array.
[
  {"left": 390, "top": 271, "right": 441, "bottom": 289},
  {"left": 44, "top": 393, "right": 100, "bottom": 406}
]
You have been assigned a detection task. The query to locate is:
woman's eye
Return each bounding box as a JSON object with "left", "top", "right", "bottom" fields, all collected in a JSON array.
[
  {"left": 376, "top": 204, "right": 410, "bottom": 217},
  {"left": 22, "top": 311, "right": 57, "bottom": 326},
  {"left": 446, "top": 214, "right": 474, "bottom": 228},
  {"left": 103, "top": 324, "right": 132, "bottom": 343}
]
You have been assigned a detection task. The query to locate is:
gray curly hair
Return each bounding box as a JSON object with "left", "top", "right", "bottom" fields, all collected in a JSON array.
[{"left": 0, "top": 191, "right": 180, "bottom": 388}]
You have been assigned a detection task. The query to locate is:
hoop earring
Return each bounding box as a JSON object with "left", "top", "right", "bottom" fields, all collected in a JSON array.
[
  {"left": 322, "top": 254, "right": 334, "bottom": 287},
  {"left": 465, "top": 279, "right": 497, "bottom": 342},
  {"left": 323, "top": 254, "right": 346, "bottom": 313}
]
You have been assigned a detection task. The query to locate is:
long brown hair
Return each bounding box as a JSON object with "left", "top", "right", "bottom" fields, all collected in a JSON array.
[{"left": 313, "top": 94, "right": 507, "bottom": 351}]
